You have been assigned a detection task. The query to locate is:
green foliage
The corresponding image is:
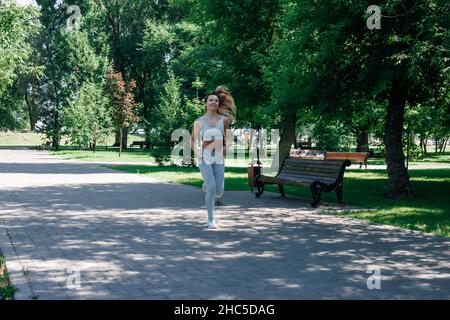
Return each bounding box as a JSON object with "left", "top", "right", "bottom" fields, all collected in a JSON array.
[
  {"left": 0, "top": 252, "right": 18, "bottom": 300},
  {"left": 1, "top": 0, "right": 449, "bottom": 196},
  {"left": 104, "top": 70, "right": 139, "bottom": 154},
  {"left": 0, "top": 0, "right": 41, "bottom": 131},
  {"left": 312, "top": 118, "right": 354, "bottom": 151},
  {"left": 0, "top": 0, "right": 39, "bottom": 95},
  {"left": 152, "top": 147, "right": 172, "bottom": 167},
  {"left": 33, "top": 0, "right": 106, "bottom": 148},
  {"left": 0, "top": 274, "right": 18, "bottom": 300},
  {"left": 406, "top": 143, "right": 425, "bottom": 161},
  {"left": 265, "top": 0, "right": 449, "bottom": 195},
  {"left": 61, "top": 82, "right": 110, "bottom": 149},
  {"left": 151, "top": 71, "right": 203, "bottom": 151},
  {"left": 0, "top": 91, "right": 29, "bottom": 130},
  {"left": 153, "top": 70, "right": 182, "bottom": 146},
  {"left": 0, "top": 253, "right": 5, "bottom": 267}
]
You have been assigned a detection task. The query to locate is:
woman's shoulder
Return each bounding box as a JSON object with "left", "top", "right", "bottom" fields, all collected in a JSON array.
[{"left": 221, "top": 115, "right": 230, "bottom": 125}]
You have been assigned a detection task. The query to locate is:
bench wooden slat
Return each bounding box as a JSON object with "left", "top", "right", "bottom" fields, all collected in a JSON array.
[
  {"left": 283, "top": 161, "right": 343, "bottom": 169},
  {"left": 325, "top": 152, "right": 368, "bottom": 162},
  {"left": 282, "top": 165, "right": 341, "bottom": 175},
  {"left": 284, "top": 158, "right": 344, "bottom": 167},
  {"left": 278, "top": 171, "right": 336, "bottom": 181},
  {"left": 327, "top": 155, "right": 366, "bottom": 162},
  {"left": 283, "top": 169, "right": 341, "bottom": 177},
  {"left": 277, "top": 175, "right": 335, "bottom": 184}
]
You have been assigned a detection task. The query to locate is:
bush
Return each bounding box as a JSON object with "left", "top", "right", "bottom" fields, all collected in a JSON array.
[
  {"left": 0, "top": 253, "right": 18, "bottom": 300},
  {"left": 152, "top": 147, "right": 172, "bottom": 166},
  {"left": 312, "top": 119, "right": 354, "bottom": 151},
  {"left": 405, "top": 143, "right": 424, "bottom": 161}
]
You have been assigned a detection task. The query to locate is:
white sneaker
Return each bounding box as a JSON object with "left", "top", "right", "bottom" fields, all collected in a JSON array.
[{"left": 207, "top": 220, "right": 218, "bottom": 229}]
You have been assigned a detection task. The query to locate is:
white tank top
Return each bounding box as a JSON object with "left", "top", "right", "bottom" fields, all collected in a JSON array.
[
  {"left": 200, "top": 115, "right": 225, "bottom": 141},
  {"left": 199, "top": 115, "right": 225, "bottom": 164}
]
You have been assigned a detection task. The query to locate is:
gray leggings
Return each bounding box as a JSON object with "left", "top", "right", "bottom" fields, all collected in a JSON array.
[{"left": 199, "top": 162, "right": 224, "bottom": 224}]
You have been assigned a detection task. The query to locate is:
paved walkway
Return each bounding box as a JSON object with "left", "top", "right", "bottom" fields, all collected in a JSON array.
[{"left": 0, "top": 149, "right": 449, "bottom": 300}]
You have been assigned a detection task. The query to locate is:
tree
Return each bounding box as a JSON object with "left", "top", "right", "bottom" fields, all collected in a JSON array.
[
  {"left": 105, "top": 71, "right": 139, "bottom": 156},
  {"left": 193, "top": 0, "right": 280, "bottom": 124},
  {"left": 0, "top": 0, "right": 41, "bottom": 131},
  {"left": 34, "top": 0, "right": 105, "bottom": 148},
  {"left": 151, "top": 70, "right": 204, "bottom": 150},
  {"left": 0, "top": 0, "right": 37, "bottom": 94},
  {"left": 140, "top": 19, "right": 175, "bottom": 141},
  {"left": 267, "top": 0, "right": 450, "bottom": 197},
  {"left": 81, "top": 0, "right": 166, "bottom": 148},
  {"left": 152, "top": 70, "right": 182, "bottom": 149},
  {"left": 62, "top": 82, "right": 110, "bottom": 150}
]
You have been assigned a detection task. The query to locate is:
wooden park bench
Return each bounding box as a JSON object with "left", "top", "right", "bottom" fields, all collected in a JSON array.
[
  {"left": 255, "top": 157, "right": 351, "bottom": 207},
  {"left": 130, "top": 141, "right": 150, "bottom": 149},
  {"left": 324, "top": 152, "right": 369, "bottom": 169}
]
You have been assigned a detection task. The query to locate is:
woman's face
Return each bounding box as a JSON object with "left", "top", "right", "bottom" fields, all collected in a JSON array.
[{"left": 205, "top": 94, "right": 219, "bottom": 112}]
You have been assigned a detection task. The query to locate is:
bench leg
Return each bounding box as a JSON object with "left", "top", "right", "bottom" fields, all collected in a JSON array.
[
  {"left": 278, "top": 184, "right": 286, "bottom": 197},
  {"left": 255, "top": 180, "right": 265, "bottom": 198},
  {"left": 336, "top": 185, "right": 345, "bottom": 207},
  {"left": 310, "top": 182, "right": 323, "bottom": 208}
]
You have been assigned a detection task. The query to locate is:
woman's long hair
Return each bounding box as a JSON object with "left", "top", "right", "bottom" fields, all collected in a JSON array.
[{"left": 204, "top": 86, "right": 236, "bottom": 124}]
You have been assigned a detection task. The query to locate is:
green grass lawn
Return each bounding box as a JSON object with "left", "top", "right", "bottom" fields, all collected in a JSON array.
[
  {"left": 0, "top": 132, "right": 145, "bottom": 147},
  {"left": 366, "top": 152, "right": 450, "bottom": 165},
  {"left": 108, "top": 164, "right": 450, "bottom": 237},
  {"left": 50, "top": 148, "right": 275, "bottom": 165},
  {"left": 0, "top": 132, "right": 45, "bottom": 146},
  {"left": 52, "top": 148, "right": 155, "bottom": 163},
  {"left": 413, "top": 152, "right": 450, "bottom": 164}
]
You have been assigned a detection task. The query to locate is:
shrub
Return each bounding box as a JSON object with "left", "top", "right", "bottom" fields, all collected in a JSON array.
[{"left": 152, "top": 147, "right": 172, "bottom": 166}]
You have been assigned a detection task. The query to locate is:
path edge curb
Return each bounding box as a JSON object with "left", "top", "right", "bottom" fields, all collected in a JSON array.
[{"left": 0, "top": 223, "right": 33, "bottom": 300}]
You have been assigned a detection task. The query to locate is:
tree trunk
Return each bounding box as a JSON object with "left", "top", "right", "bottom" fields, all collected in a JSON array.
[
  {"left": 441, "top": 137, "right": 448, "bottom": 153},
  {"left": 92, "top": 124, "right": 98, "bottom": 153},
  {"left": 118, "top": 127, "right": 123, "bottom": 157},
  {"left": 26, "top": 52, "right": 38, "bottom": 131},
  {"left": 406, "top": 130, "right": 410, "bottom": 169},
  {"left": 293, "top": 128, "right": 299, "bottom": 149},
  {"left": 419, "top": 136, "right": 424, "bottom": 153},
  {"left": 24, "top": 92, "right": 37, "bottom": 131},
  {"left": 384, "top": 85, "right": 413, "bottom": 198},
  {"left": 272, "top": 111, "right": 297, "bottom": 172},
  {"left": 52, "top": 111, "right": 60, "bottom": 150},
  {"left": 114, "top": 128, "right": 128, "bottom": 148}
]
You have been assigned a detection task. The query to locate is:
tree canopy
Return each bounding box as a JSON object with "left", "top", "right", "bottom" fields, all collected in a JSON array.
[{"left": 0, "top": 0, "right": 448, "bottom": 197}]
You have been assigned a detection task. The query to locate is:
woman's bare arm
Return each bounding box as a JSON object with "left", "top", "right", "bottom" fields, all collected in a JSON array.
[{"left": 191, "top": 120, "right": 202, "bottom": 159}]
